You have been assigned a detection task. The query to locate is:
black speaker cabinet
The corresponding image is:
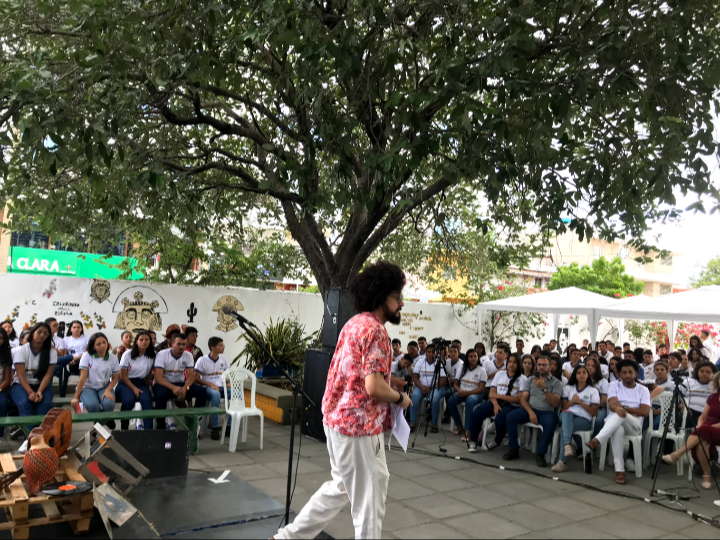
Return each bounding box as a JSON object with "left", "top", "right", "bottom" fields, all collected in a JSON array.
[
  {"left": 322, "top": 287, "right": 357, "bottom": 348},
  {"left": 103, "top": 430, "right": 190, "bottom": 479},
  {"left": 302, "top": 347, "right": 334, "bottom": 442}
]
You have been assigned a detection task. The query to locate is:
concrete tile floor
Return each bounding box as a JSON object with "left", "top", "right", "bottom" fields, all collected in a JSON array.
[{"left": 4, "top": 417, "right": 718, "bottom": 539}]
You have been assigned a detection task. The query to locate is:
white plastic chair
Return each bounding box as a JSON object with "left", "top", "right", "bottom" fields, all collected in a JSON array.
[
  {"left": 551, "top": 416, "right": 596, "bottom": 468},
  {"left": 598, "top": 418, "right": 644, "bottom": 478},
  {"left": 521, "top": 422, "right": 553, "bottom": 462},
  {"left": 642, "top": 393, "right": 687, "bottom": 475},
  {"left": 220, "top": 367, "right": 264, "bottom": 452}
]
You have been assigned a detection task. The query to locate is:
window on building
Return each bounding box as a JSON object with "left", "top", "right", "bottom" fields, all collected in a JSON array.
[
  {"left": 534, "top": 277, "right": 542, "bottom": 288},
  {"left": 593, "top": 246, "right": 602, "bottom": 259},
  {"left": 659, "top": 284, "right": 672, "bottom": 295}
]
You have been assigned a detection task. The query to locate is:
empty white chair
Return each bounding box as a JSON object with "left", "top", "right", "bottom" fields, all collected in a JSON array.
[
  {"left": 220, "top": 367, "right": 264, "bottom": 452},
  {"left": 643, "top": 392, "right": 687, "bottom": 475}
]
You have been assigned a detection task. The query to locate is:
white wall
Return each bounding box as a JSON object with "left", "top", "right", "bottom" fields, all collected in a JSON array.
[{"left": 0, "top": 274, "right": 480, "bottom": 360}]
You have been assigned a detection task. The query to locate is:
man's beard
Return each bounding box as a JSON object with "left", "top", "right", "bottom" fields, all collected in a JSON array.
[{"left": 383, "top": 303, "right": 402, "bottom": 325}]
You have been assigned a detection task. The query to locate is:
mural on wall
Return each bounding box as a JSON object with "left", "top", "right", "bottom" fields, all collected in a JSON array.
[
  {"left": 556, "top": 326, "right": 570, "bottom": 356},
  {"left": 90, "top": 279, "right": 112, "bottom": 304},
  {"left": 43, "top": 279, "right": 57, "bottom": 299},
  {"left": 211, "top": 295, "right": 244, "bottom": 332},
  {"left": 112, "top": 287, "right": 167, "bottom": 335}
]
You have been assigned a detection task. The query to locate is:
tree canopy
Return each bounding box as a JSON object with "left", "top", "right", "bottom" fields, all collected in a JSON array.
[
  {"left": 691, "top": 256, "right": 720, "bottom": 288},
  {"left": 547, "top": 256, "right": 645, "bottom": 298},
  {"left": 2, "top": 0, "right": 719, "bottom": 293}
]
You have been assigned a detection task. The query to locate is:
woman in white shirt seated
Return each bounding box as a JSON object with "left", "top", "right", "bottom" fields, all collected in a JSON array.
[
  {"left": 71, "top": 332, "right": 120, "bottom": 422},
  {"left": 10, "top": 322, "right": 58, "bottom": 452},
  {"left": 552, "top": 365, "right": 600, "bottom": 472},
  {"left": 682, "top": 361, "right": 716, "bottom": 426},
  {"left": 644, "top": 361, "right": 675, "bottom": 432},
  {"left": 474, "top": 342, "right": 489, "bottom": 365},
  {"left": 467, "top": 353, "right": 525, "bottom": 452},
  {"left": 584, "top": 357, "right": 608, "bottom": 436},
  {"left": 116, "top": 331, "right": 156, "bottom": 430},
  {"left": 1, "top": 321, "right": 19, "bottom": 349},
  {"left": 586, "top": 360, "right": 651, "bottom": 485},
  {"left": 448, "top": 349, "right": 487, "bottom": 440},
  {"left": 0, "top": 328, "right": 13, "bottom": 441}
]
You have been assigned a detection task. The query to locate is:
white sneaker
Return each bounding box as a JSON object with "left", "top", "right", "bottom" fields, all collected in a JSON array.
[
  {"left": 468, "top": 442, "right": 478, "bottom": 453},
  {"left": 625, "top": 458, "right": 635, "bottom": 472},
  {"left": 18, "top": 439, "right": 28, "bottom": 454},
  {"left": 135, "top": 422, "right": 144, "bottom": 431}
]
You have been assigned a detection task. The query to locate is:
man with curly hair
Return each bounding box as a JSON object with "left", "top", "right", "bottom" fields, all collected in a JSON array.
[{"left": 274, "top": 261, "right": 412, "bottom": 540}]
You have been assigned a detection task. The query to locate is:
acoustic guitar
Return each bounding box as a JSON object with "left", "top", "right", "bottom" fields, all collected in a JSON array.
[{"left": 0, "top": 408, "right": 73, "bottom": 492}]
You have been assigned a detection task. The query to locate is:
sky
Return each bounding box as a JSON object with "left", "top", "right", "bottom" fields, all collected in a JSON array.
[{"left": 647, "top": 179, "right": 720, "bottom": 287}]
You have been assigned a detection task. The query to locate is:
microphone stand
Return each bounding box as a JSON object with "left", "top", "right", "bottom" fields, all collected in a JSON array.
[{"left": 236, "top": 317, "right": 316, "bottom": 527}]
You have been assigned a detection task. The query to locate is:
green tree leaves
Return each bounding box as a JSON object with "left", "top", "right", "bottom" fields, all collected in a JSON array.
[
  {"left": 547, "top": 257, "right": 645, "bottom": 298},
  {"left": 691, "top": 256, "right": 720, "bottom": 288}
]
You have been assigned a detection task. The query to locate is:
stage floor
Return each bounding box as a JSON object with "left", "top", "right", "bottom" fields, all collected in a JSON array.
[{"left": 0, "top": 471, "right": 319, "bottom": 539}]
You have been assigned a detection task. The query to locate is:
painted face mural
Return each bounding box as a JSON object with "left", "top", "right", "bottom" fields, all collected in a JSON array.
[
  {"left": 90, "top": 279, "right": 111, "bottom": 304},
  {"left": 211, "top": 295, "right": 244, "bottom": 333},
  {"left": 113, "top": 288, "right": 167, "bottom": 334}
]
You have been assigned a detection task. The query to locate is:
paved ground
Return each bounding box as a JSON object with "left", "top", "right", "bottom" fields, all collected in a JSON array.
[{"left": 184, "top": 420, "right": 720, "bottom": 539}]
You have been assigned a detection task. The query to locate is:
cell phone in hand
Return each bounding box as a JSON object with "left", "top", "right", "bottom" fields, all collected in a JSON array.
[{"left": 534, "top": 371, "right": 541, "bottom": 379}]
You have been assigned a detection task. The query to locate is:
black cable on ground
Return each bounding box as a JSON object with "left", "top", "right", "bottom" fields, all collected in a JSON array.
[{"left": 402, "top": 446, "right": 720, "bottom": 530}]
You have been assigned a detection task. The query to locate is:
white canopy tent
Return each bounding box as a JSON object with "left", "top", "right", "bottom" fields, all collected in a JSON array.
[
  {"left": 476, "top": 287, "right": 619, "bottom": 344},
  {"left": 596, "top": 286, "right": 720, "bottom": 346}
]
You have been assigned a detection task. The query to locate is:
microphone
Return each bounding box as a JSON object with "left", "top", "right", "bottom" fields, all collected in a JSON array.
[{"left": 221, "top": 305, "right": 257, "bottom": 328}]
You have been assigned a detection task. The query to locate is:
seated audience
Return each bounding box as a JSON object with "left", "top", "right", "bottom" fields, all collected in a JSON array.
[
  {"left": 644, "top": 361, "right": 675, "bottom": 431},
  {"left": 483, "top": 344, "right": 509, "bottom": 381},
  {"left": 71, "top": 332, "right": 119, "bottom": 425},
  {"left": 17, "top": 329, "right": 31, "bottom": 346},
  {"left": 514, "top": 339, "right": 525, "bottom": 359},
  {"left": 392, "top": 353, "right": 413, "bottom": 379},
  {"left": 608, "top": 356, "right": 620, "bottom": 383},
  {"left": 641, "top": 349, "right": 655, "bottom": 381},
  {"left": 631, "top": 348, "right": 645, "bottom": 381},
  {"left": 663, "top": 371, "right": 720, "bottom": 490},
  {"left": 552, "top": 364, "right": 600, "bottom": 472},
  {"left": 11, "top": 322, "right": 57, "bottom": 452},
  {"left": 503, "top": 354, "right": 563, "bottom": 467},
  {"left": 562, "top": 348, "right": 583, "bottom": 379},
  {"left": 521, "top": 354, "right": 536, "bottom": 378},
  {"left": 687, "top": 347, "right": 704, "bottom": 369},
  {"left": 407, "top": 340, "right": 421, "bottom": 367},
  {"left": 448, "top": 349, "right": 487, "bottom": 440},
  {"left": 467, "top": 353, "right": 525, "bottom": 452},
  {"left": 112, "top": 330, "right": 133, "bottom": 359},
  {"left": 1, "top": 322, "right": 19, "bottom": 349},
  {"left": 155, "top": 324, "right": 181, "bottom": 352},
  {"left": 584, "top": 357, "right": 608, "bottom": 435},
  {"left": 46, "top": 318, "right": 70, "bottom": 398},
  {"left": 185, "top": 326, "right": 204, "bottom": 362},
  {"left": 700, "top": 329, "right": 714, "bottom": 362},
  {"left": 580, "top": 346, "right": 589, "bottom": 359},
  {"left": 474, "top": 342, "right": 488, "bottom": 364},
  {"left": 653, "top": 343, "right": 668, "bottom": 362},
  {"left": 195, "top": 337, "right": 232, "bottom": 440},
  {"left": 530, "top": 345, "right": 541, "bottom": 360},
  {"left": 116, "top": 331, "right": 155, "bottom": 430},
  {"left": 0, "top": 328, "right": 13, "bottom": 442},
  {"left": 392, "top": 339, "right": 403, "bottom": 362},
  {"left": 154, "top": 333, "right": 206, "bottom": 429},
  {"left": 586, "top": 360, "right": 651, "bottom": 484},
  {"left": 409, "top": 346, "right": 445, "bottom": 431},
  {"left": 63, "top": 320, "right": 89, "bottom": 376},
  {"left": 681, "top": 361, "right": 716, "bottom": 426},
  {"left": 549, "top": 355, "right": 567, "bottom": 386}
]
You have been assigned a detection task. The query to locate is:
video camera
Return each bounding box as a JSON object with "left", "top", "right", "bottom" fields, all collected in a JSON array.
[
  {"left": 670, "top": 368, "right": 689, "bottom": 385},
  {"left": 432, "top": 337, "right": 452, "bottom": 349}
]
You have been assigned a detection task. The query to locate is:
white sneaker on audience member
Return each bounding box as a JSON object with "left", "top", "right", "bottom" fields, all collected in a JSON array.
[
  {"left": 482, "top": 441, "right": 499, "bottom": 452},
  {"left": 468, "top": 442, "right": 477, "bottom": 453},
  {"left": 18, "top": 440, "right": 28, "bottom": 454},
  {"left": 551, "top": 461, "right": 566, "bottom": 473},
  {"left": 625, "top": 458, "right": 635, "bottom": 472},
  {"left": 564, "top": 444, "right": 574, "bottom": 458},
  {"left": 136, "top": 422, "right": 144, "bottom": 431}
]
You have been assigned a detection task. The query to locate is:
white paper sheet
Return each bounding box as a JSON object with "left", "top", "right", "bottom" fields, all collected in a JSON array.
[{"left": 389, "top": 403, "right": 410, "bottom": 452}]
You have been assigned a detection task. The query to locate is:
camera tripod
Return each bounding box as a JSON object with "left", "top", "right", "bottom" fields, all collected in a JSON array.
[
  {"left": 649, "top": 373, "right": 719, "bottom": 500},
  {"left": 410, "top": 352, "right": 468, "bottom": 450}
]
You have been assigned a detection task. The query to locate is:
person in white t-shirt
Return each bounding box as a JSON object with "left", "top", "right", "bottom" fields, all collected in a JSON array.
[
  {"left": 63, "top": 321, "right": 89, "bottom": 397},
  {"left": 391, "top": 355, "right": 413, "bottom": 380},
  {"left": 45, "top": 317, "right": 72, "bottom": 398},
  {"left": 552, "top": 365, "right": 600, "bottom": 473},
  {"left": 11, "top": 322, "right": 58, "bottom": 452},
  {"left": 467, "top": 353, "right": 525, "bottom": 452},
  {"left": 1, "top": 321, "right": 19, "bottom": 349},
  {"left": 641, "top": 349, "right": 656, "bottom": 383},
  {"left": 154, "top": 333, "right": 205, "bottom": 429},
  {"left": 584, "top": 357, "right": 609, "bottom": 435},
  {"left": 681, "top": 361, "right": 716, "bottom": 426},
  {"left": 483, "top": 344, "right": 509, "bottom": 381},
  {"left": 562, "top": 349, "right": 583, "bottom": 380},
  {"left": 409, "top": 346, "right": 445, "bottom": 430},
  {"left": 447, "top": 350, "right": 487, "bottom": 440},
  {"left": 474, "top": 342, "right": 489, "bottom": 366},
  {"left": 391, "top": 339, "right": 404, "bottom": 362},
  {"left": 71, "top": 332, "right": 120, "bottom": 423},
  {"left": 194, "top": 337, "right": 232, "bottom": 440},
  {"left": 116, "top": 331, "right": 156, "bottom": 430},
  {"left": 586, "top": 360, "right": 651, "bottom": 484},
  {"left": 700, "top": 330, "right": 715, "bottom": 362}
]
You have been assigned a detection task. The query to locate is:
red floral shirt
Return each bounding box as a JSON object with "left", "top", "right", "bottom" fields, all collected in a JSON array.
[{"left": 322, "top": 312, "right": 393, "bottom": 437}]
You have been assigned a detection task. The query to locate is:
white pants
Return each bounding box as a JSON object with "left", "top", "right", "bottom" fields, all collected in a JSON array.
[
  {"left": 595, "top": 413, "right": 642, "bottom": 472},
  {"left": 275, "top": 426, "right": 389, "bottom": 539}
]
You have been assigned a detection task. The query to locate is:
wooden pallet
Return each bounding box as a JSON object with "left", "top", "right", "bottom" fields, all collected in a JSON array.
[{"left": 0, "top": 453, "right": 93, "bottom": 538}]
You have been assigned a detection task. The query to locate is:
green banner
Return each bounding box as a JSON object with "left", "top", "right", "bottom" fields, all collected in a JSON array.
[{"left": 9, "top": 247, "right": 142, "bottom": 280}]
